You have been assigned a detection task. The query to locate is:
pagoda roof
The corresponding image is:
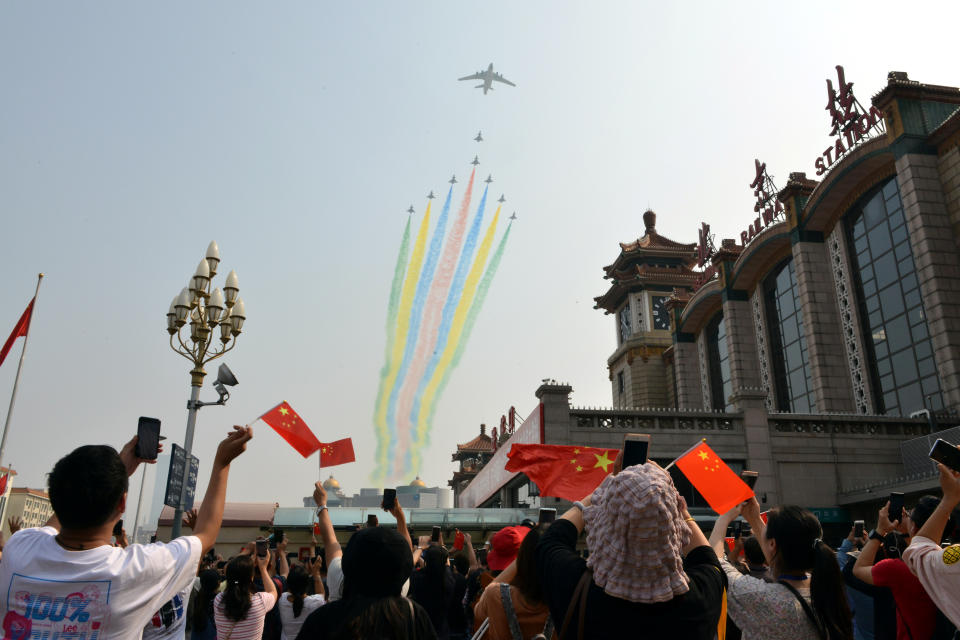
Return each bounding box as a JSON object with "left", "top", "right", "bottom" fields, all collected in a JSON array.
[
  {"left": 602, "top": 210, "right": 697, "bottom": 277},
  {"left": 456, "top": 433, "right": 492, "bottom": 453},
  {"left": 594, "top": 262, "right": 698, "bottom": 313}
]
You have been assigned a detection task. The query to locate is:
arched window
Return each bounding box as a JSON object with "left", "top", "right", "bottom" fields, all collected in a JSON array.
[
  {"left": 764, "top": 258, "right": 816, "bottom": 413},
  {"left": 847, "top": 178, "right": 944, "bottom": 415},
  {"left": 706, "top": 313, "right": 733, "bottom": 412}
]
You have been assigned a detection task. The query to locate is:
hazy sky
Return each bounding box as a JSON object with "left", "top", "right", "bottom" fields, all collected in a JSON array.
[{"left": 2, "top": 1, "right": 959, "bottom": 526}]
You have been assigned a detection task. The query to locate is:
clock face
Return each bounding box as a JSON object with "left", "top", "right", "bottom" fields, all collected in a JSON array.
[{"left": 651, "top": 296, "right": 670, "bottom": 331}]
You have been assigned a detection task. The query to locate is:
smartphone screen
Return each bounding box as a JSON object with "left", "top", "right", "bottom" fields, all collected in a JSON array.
[
  {"left": 930, "top": 439, "right": 960, "bottom": 472},
  {"left": 622, "top": 433, "right": 650, "bottom": 468},
  {"left": 135, "top": 417, "right": 161, "bottom": 460},
  {"left": 431, "top": 526, "right": 441, "bottom": 543},
  {"left": 382, "top": 488, "right": 397, "bottom": 510},
  {"left": 740, "top": 470, "right": 759, "bottom": 489},
  {"left": 255, "top": 539, "right": 268, "bottom": 558},
  {"left": 889, "top": 492, "right": 905, "bottom": 525},
  {"left": 539, "top": 508, "right": 557, "bottom": 524},
  {"left": 854, "top": 520, "right": 864, "bottom": 538}
]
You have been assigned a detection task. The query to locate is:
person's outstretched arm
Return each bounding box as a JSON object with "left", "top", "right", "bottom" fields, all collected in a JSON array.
[
  {"left": 192, "top": 426, "right": 253, "bottom": 552},
  {"left": 313, "top": 482, "right": 342, "bottom": 566}
]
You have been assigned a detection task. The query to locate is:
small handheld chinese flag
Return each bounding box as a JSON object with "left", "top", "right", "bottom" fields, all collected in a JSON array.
[
  {"left": 319, "top": 438, "right": 355, "bottom": 467},
  {"left": 505, "top": 443, "right": 620, "bottom": 502},
  {"left": 313, "top": 522, "right": 320, "bottom": 536},
  {"left": 0, "top": 473, "right": 8, "bottom": 496},
  {"left": 673, "top": 441, "right": 755, "bottom": 515},
  {"left": 259, "top": 401, "right": 322, "bottom": 458},
  {"left": 0, "top": 298, "right": 35, "bottom": 368}
]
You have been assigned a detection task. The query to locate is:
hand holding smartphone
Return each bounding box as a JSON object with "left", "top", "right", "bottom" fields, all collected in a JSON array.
[
  {"left": 929, "top": 439, "right": 960, "bottom": 472},
  {"left": 135, "top": 417, "right": 162, "bottom": 460},
  {"left": 255, "top": 538, "right": 268, "bottom": 558},
  {"left": 622, "top": 434, "right": 650, "bottom": 468}
]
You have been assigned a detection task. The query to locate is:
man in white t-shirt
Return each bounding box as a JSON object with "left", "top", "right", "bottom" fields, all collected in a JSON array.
[{"left": 0, "top": 425, "right": 253, "bottom": 640}]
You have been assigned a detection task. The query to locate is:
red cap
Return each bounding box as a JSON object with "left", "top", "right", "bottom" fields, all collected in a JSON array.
[{"left": 487, "top": 526, "right": 531, "bottom": 571}]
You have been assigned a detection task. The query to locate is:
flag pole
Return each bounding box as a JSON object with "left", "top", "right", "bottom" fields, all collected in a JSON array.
[
  {"left": 0, "top": 274, "right": 43, "bottom": 476},
  {"left": 663, "top": 437, "right": 706, "bottom": 471}
]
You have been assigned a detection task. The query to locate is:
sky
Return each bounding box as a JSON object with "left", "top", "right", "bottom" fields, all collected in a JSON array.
[{"left": 2, "top": 1, "right": 959, "bottom": 529}]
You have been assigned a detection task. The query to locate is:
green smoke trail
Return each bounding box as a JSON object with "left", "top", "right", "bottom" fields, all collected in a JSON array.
[
  {"left": 372, "top": 216, "right": 412, "bottom": 480},
  {"left": 420, "top": 222, "right": 513, "bottom": 453}
]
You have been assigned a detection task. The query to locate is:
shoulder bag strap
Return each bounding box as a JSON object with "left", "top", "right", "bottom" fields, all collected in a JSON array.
[
  {"left": 558, "top": 570, "right": 591, "bottom": 640},
  {"left": 542, "top": 613, "right": 555, "bottom": 639},
  {"left": 499, "top": 584, "right": 525, "bottom": 640},
  {"left": 777, "top": 580, "right": 826, "bottom": 640}
]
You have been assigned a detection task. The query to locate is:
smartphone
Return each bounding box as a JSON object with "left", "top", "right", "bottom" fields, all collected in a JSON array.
[
  {"left": 382, "top": 488, "right": 397, "bottom": 511},
  {"left": 622, "top": 433, "right": 650, "bottom": 468},
  {"left": 314, "top": 545, "right": 323, "bottom": 558},
  {"left": 431, "top": 526, "right": 441, "bottom": 543},
  {"left": 889, "top": 492, "right": 905, "bottom": 525},
  {"left": 740, "top": 470, "right": 759, "bottom": 490},
  {"left": 854, "top": 520, "right": 864, "bottom": 538},
  {"left": 112, "top": 519, "right": 123, "bottom": 538},
  {"left": 930, "top": 439, "right": 960, "bottom": 472},
  {"left": 135, "top": 417, "right": 162, "bottom": 460},
  {"left": 367, "top": 514, "right": 379, "bottom": 528},
  {"left": 539, "top": 508, "right": 557, "bottom": 524},
  {"left": 255, "top": 538, "right": 268, "bottom": 558}
]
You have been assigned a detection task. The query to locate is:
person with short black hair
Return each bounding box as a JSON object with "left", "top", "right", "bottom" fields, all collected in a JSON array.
[
  {"left": 0, "top": 426, "right": 252, "bottom": 640},
  {"left": 742, "top": 536, "right": 769, "bottom": 580}
]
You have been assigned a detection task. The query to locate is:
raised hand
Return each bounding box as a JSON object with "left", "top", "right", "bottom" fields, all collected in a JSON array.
[
  {"left": 314, "top": 481, "right": 327, "bottom": 507},
  {"left": 7, "top": 516, "right": 22, "bottom": 535},
  {"left": 214, "top": 426, "right": 253, "bottom": 467},
  {"left": 182, "top": 508, "right": 198, "bottom": 530},
  {"left": 118, "top": 436, "right": 163, "bottom": 477}
]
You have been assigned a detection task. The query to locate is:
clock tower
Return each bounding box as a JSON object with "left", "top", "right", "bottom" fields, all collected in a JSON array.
[{"left": 594, "top": 210, "right": 698, "bottom": 408}]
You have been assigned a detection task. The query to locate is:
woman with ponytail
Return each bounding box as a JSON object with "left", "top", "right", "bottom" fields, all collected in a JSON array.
[
  {"left": 710, "top": 497, "right": 853, "bottom": 640},
  {"left": 279, "top": 560, "right": 326, "bottom": 640},
  {"left": 214, "top": 550, "right": 278, "bottom": 640}
]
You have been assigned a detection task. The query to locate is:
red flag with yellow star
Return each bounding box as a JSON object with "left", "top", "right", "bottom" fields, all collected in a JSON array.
[
  {"left": 259, "top": 401, "right": 322, "bottom": 458},
  {"left": 674, "top": 441, "right": 754, "bottom": 514},
  {"left": 505, "top": 444, "right": 620, "bottom": 502},
  {"left": 319, "top": 438, "right": 355, "bottom": 467}
]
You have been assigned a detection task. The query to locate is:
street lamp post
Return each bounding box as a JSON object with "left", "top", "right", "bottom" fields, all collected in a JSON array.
[{"left": 166, "top": 241, "right": 246, "bottom": 539}]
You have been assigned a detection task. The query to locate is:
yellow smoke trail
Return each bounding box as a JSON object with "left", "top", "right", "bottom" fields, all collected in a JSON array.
[
  {"left": 410, "top": 207, "right": 500, "bottom": 471},
  {"left": 373, "top": 201, "right": 431, "bottom": 482}
]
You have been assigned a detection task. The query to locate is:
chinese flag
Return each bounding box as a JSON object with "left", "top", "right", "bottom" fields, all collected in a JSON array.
[
  {"left": 312, "top": 522, "right": 320, "bottom": 536},
  {"left": 674, "top": 441, "right": 754, "bottom": 515},
  {"left": 319, "top": 438, "right": 355, "bottom": 467},
  {"left": 259, "top": 401, "right": 322, "bottom": 458},
  {"left": 0, "top": 298, "right": 34, "bottom": 368},
  {"left": 505, "top": 444, "right": 620, "bottom": 502},
  {"left": 0, "top": 473, "right": 8, "bottom": 496}
]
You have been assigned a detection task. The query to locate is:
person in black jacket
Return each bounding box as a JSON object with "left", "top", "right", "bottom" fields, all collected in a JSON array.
[{"left": 536, "top": 460, "right": 724, "bottom": 639}]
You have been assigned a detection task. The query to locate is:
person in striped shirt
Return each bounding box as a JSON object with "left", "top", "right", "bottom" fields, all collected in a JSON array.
[{"left": 214, "top": 551, "right": 278, "bottom": 640}]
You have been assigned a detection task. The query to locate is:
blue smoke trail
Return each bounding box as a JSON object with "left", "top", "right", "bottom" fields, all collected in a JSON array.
[
  {"left": 406, "top": 187, "right": 489, "bottom": 466},
  {"left": 385, "top": 186, "right": 453, "bottom": 464}
]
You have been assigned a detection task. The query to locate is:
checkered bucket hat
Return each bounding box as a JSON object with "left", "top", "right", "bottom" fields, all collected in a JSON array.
[{"left": 583, "top": 463, "right": 692, "bottom": 603}]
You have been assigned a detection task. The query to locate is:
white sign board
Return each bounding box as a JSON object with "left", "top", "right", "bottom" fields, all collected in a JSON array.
[{"left": 459, "top": 404, "right": 543, "bottom": 508}]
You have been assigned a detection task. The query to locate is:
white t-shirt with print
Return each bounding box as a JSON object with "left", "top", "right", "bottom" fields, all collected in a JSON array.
[
  {"left": 0, "top": 527, "right": 202, "bottom": 640},
  {"left": 141, "top": 584, "right": 193, "bottom": 640}
]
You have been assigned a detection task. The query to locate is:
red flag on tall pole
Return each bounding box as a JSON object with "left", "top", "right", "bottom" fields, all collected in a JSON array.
[
  {"left": 259, "top": 401, "right": 322, "bottom": 458},
  {"left": 505, "top": 443, "right": 621, "bottom": 502},
  {"left": 0, "top": 298, "right": 34, "bottom": 369},
  {"left": 673, "top": 440, "right": 755, "bottom": 514},
  {"left": 319, "top": 438, "right": 355, "bottom": 467}
]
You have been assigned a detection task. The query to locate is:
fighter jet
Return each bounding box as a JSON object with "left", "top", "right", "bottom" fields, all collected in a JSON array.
[
  {"left": 458, "top": 63, "right": 516, "bottom": 95},
  {"left": 474, "top": 131, "right": 483, "bottom": 142},
  {"left": 509, "top": 212, "right": 518, "bottom": 221},
  {"left": 427, "top": 191, "right": 435, "bottom": 200},
  {"left": 485, "top": 175, "right": 493, "bottom": 184},
  {"left": 407, "top": 206, "right": 415, "bottom": 215},
  {"left": 498, "top": 194, "right": 506, "bottom": 203},
  {"left": 471, "top": 156, "right": 480, "bottom": 166},
  {"left": 449, "top": 175, "right": 458, "bottom": 185}
]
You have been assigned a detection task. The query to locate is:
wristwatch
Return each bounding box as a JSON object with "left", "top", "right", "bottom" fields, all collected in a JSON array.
[
  {"left": 316, "top": 505, "right": 328, "bottom": 516},
  {"left": 868, "top": 529, "right": 885, "bottom": 542}
]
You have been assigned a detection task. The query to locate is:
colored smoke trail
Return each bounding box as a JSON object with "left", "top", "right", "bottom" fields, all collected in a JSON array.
[
  {"left": 409, "top": 209, "right": 503, "bottom": 472},
  {"left": 405, "top": 189, "right": 489, "bottom": 469},
  {"left": 370, "top": 215, "right": 412, "bottom": 482},
  {"left": 422, "top": 222, "right": 513, "bottom": 437},
  {"left": 382, "top": 187, "right": 454, "bottom": 478},
  {"left": 391, "top": 169, "right": 476, "bottom": 479}
]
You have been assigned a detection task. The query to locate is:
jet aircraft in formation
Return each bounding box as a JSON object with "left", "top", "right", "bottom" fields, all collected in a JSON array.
[{"left": 458, "top": 63, "right": 516, "bottom": 95}]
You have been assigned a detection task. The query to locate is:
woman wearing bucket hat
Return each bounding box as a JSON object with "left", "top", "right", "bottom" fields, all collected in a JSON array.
[{"left": 536, "top": 460, "right": 724, "bottom": 639}]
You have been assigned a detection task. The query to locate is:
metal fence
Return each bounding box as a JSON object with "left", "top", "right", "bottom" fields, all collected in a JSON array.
[{"left": 901, "top": 425, "right": 960, "bottom": 476}]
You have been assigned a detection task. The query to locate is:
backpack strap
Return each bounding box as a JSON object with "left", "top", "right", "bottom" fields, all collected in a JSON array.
[
  {"left": 498, "top": 584, "right": 525, "bottom": 640},
  {"left": 558, "top": 569, "right": 591, "bottom": 640},
  {"left": 777, "top": 580, "right": 826, "bottom": 640}
]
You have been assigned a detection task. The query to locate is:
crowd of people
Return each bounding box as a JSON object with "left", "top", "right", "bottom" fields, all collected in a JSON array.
[{"left": 2, "top": 425, "right": 960, "bottom": 639}]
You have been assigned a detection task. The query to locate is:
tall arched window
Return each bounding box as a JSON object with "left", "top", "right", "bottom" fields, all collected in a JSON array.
[
  {"left": 764, "top": 259, "right": 816, "bottom": 413},
  {"left": 706, "top": 313, "right": 733, "bottom": 412},
  {"left": 847, "top": 178, "right": 944, "bottom": 415}
]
